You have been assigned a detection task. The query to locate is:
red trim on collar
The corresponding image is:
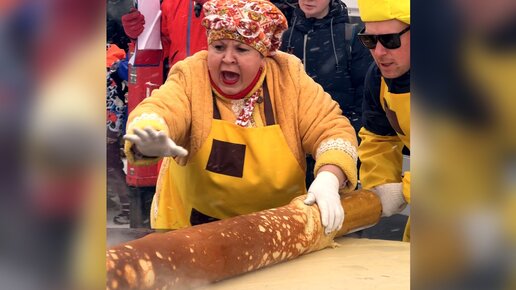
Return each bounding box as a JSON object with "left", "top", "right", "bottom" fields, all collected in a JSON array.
[{"left": 209, "top": 67, "right": 263, "bottom": 100}]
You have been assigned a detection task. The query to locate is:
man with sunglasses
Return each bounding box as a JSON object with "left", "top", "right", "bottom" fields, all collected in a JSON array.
[{"left": 356, "top": 0, "right": 411, "bottom": 241}]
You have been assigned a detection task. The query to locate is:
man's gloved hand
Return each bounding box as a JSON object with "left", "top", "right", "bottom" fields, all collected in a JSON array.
[
  {"left": 121, "top": 8, "right": 145, "bottom": 39},
  {"left": 123, "top": 127, "right": 188, "bottom": 157},
  {"left": 372, "top": 183, "right": 407, "bottom": 217},
  {"left": 304, "top": 171, "right": 344, "bottom": 235}
]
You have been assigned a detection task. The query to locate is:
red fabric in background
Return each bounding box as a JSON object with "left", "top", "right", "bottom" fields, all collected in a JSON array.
[{"left": 161, "top": 0, "right": 208, "bottom": 67}]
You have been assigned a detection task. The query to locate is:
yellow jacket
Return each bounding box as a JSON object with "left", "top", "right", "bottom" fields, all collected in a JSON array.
[
  {"left": 359, "top": 65, "right": 410, "bottom": 199},
  {"left": 358, "top": 65, "right": 410, "bottom": 241},
  {"left": 125, "top": 50, "right": 358, "bottom": 191}
]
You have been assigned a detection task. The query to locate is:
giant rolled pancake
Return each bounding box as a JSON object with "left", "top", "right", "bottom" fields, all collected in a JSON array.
[{"left": 107, "top": 189, "right": 381, "bottom": 290}]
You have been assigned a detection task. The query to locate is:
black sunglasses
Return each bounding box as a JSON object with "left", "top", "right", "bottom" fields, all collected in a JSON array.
[{"left": 357, "top": 26, "right": 410, "bottom": 50}]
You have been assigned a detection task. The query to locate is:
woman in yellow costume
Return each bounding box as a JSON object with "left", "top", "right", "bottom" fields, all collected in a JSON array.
[{"left": 124, "top": 0, "right": 358, "bottom": 235}]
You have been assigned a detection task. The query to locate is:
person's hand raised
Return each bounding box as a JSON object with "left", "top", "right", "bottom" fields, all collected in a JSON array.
[{"left": 124, "top": 127, "right": 188, "bottom": 158}]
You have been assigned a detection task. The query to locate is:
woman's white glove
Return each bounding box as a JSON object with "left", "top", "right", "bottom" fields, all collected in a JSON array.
[
  {"left": 123, "top": 127, "right": 188, "bottom": 157},
  {"left": 304, "top": 171, "right": 344, "bottom": 235},
  {"left": 372, "top": 183, "right": 406, "bottom": 217}
]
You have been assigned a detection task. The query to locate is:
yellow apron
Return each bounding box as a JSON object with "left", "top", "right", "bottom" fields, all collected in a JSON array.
[
  {"left": 380, "top": 78, "right": 411, "bottom": 242},
  {"left": 379, "top": 78, "right": 410, "bottom": 147},
  {"left": 151, "top": 85, "right": 307, "bottom": 229}
]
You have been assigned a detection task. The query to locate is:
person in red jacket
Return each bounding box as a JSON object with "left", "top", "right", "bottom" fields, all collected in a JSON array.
[
  {"left": 120, "top": 1, "right": 209, "bottom": 227},
  {"left": 122, "top": 0, "right": 209, "bottom": 72}
]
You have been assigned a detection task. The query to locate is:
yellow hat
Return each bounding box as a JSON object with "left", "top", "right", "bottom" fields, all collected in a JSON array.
[{"left": 357, "top": 0, "right": 410, "bottom": 25}]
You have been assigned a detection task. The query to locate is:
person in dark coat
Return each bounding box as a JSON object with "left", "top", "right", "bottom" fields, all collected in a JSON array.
[
  {"left": 280, "top": 0, "right": 372, "bottom": 186},
  {"left": 270, "top": 0, "right": 298, "bottom": 26}
]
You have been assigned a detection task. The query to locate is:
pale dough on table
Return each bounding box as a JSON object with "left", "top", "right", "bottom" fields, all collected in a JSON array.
[{"left": 200, "top": 238, "right": 410, "bottom": 290}]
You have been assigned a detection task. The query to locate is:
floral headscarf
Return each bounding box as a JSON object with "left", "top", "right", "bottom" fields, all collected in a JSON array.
[{"left": 202, "top": 0, "right": 288, "bottom": 56}]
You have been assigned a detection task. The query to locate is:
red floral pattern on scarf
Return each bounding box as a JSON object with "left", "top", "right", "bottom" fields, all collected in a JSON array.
[
  {"left": 201, "top": 0, "right": 288, "bottom": 56},
  {"left": 236, "top": 89, "right": 261, "bottom": 127}
]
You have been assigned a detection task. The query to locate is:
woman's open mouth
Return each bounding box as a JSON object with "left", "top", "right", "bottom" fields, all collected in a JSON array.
[{"left": 221, "top": 71, "right": 240, "bottom": 85}]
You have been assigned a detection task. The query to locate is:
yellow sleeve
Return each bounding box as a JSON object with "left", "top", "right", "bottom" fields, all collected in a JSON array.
[
  {"left": 402, "top": 171, "right": 410, "bottom": 204},
  {"left": 315, "top": 150, "right": 358, "bottom": 192},
  {"left": 123, "top": 112, "right": 169, "bottom": 165},
  {"left": 124, "top": 60, "right": 193, "bottom": 165},
  {"left": 294, "top": 56, "right": 358, "bottom": 191},
  {"left": 358, "top": 127, "right": 404, "bottom": 189}
]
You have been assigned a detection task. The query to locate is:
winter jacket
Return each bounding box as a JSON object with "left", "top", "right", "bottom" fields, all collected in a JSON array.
[
  {"left": 161, "top": 0, "right": 208, "bottom": 68},
  {"left": 280, "top": 1, "right": 372, "bottom": 132}
]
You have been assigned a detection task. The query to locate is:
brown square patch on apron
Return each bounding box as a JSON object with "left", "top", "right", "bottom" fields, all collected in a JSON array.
[{"left": 206, "top": 139, "right": 246, "bottom": 178}]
